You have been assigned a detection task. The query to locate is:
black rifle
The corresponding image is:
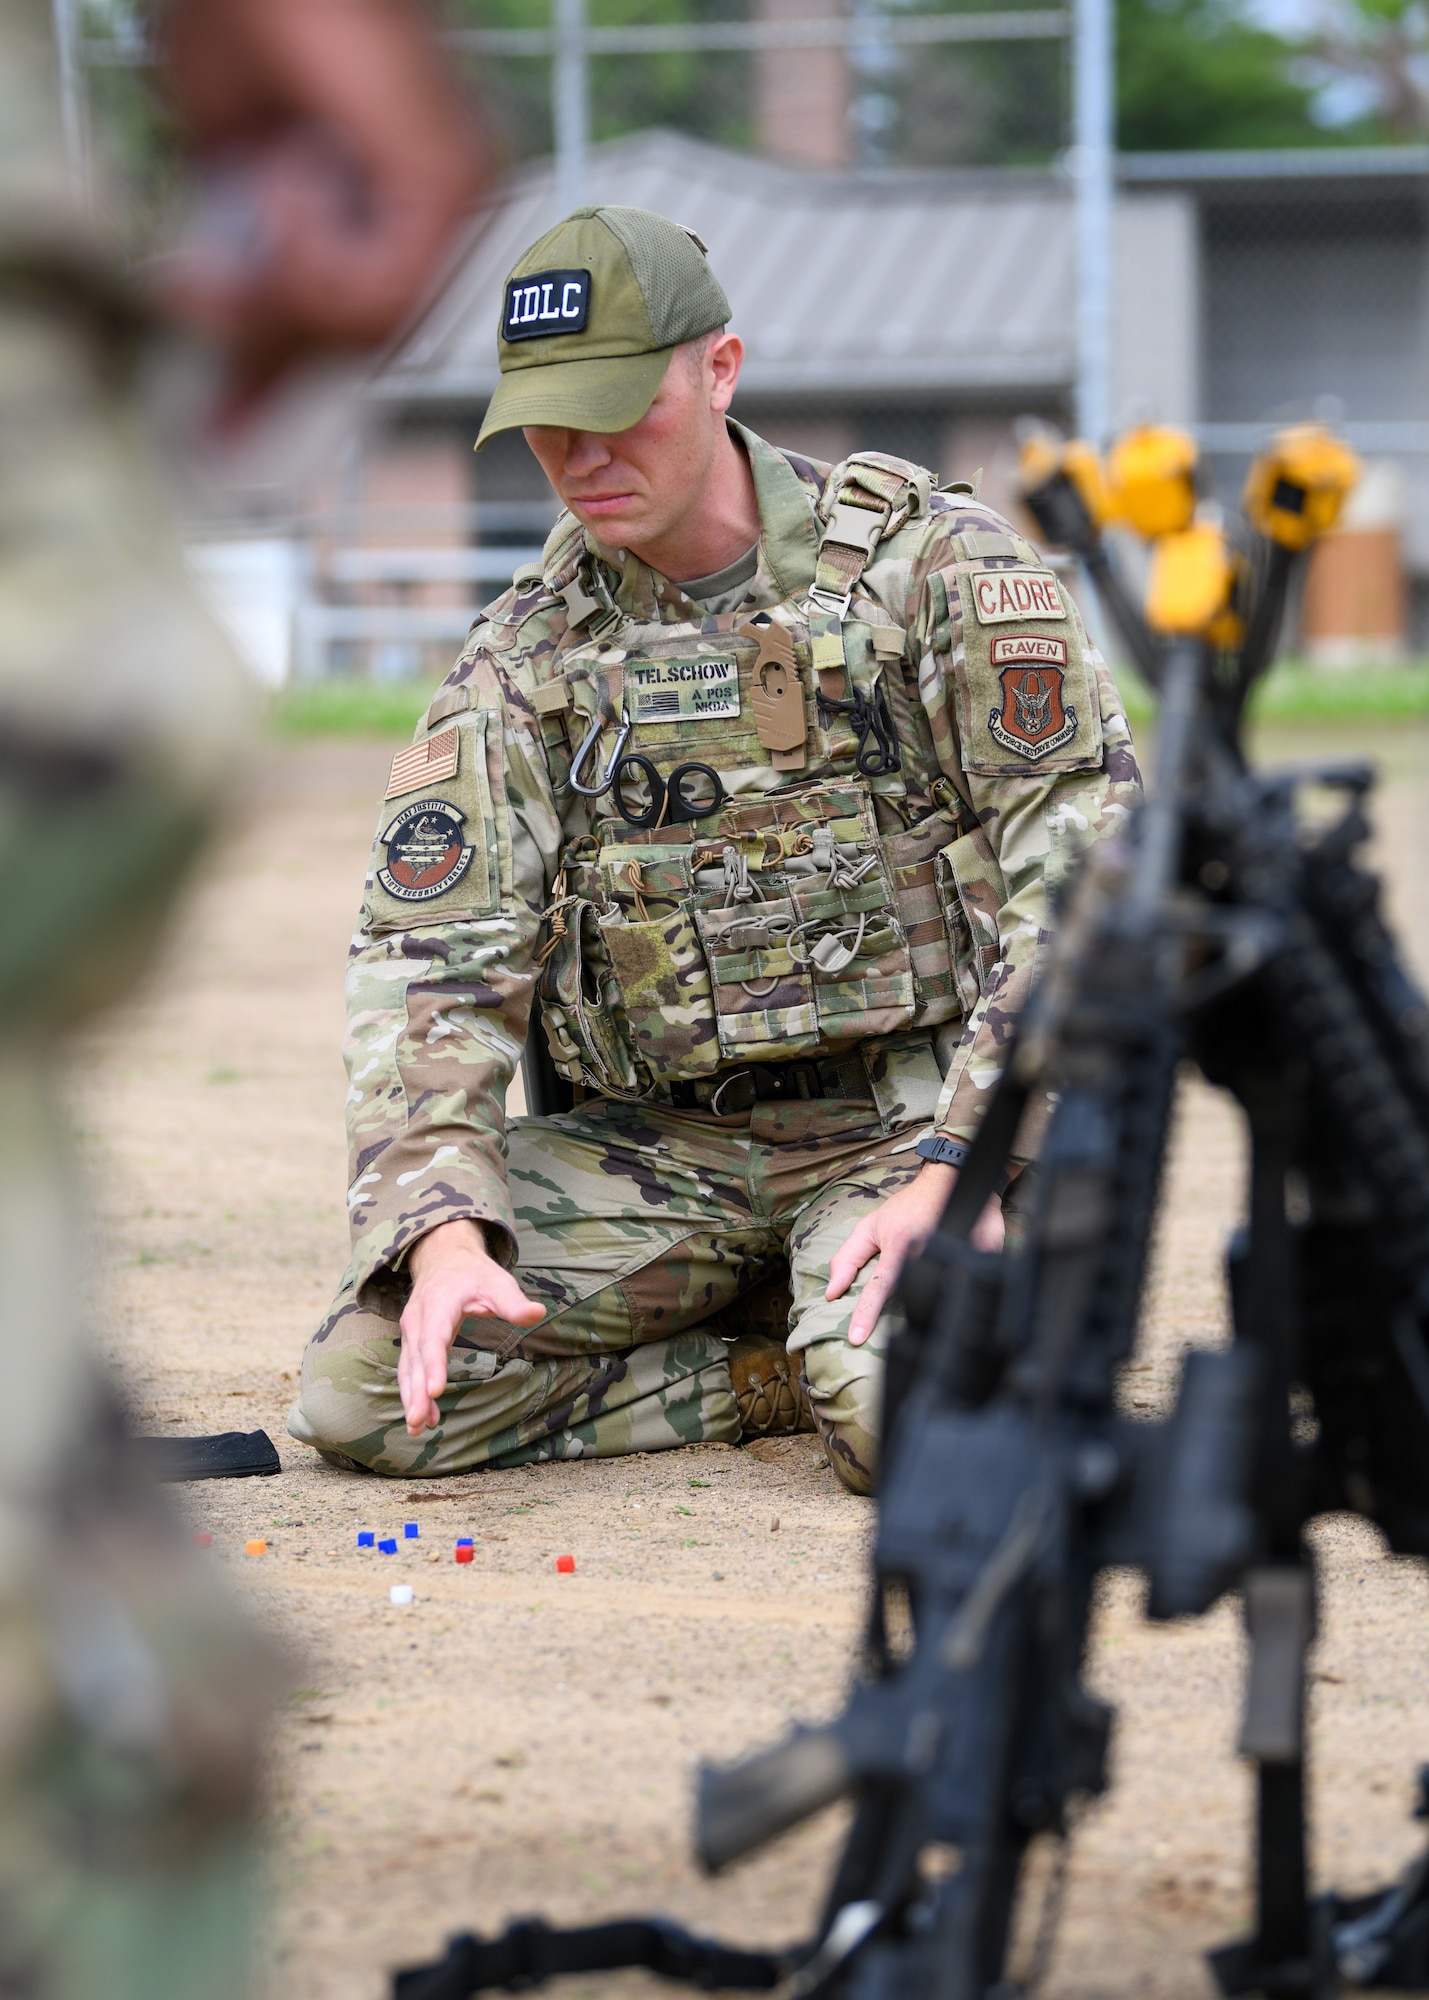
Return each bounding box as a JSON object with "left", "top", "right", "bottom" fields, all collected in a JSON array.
[{"left": 394, "top": 460, "right": 1429, "bottom": 2000}]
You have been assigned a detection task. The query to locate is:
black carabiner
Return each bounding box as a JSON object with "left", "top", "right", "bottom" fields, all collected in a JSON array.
[
  {"left": 816, "top": 686, "right": 902, "bottom": 778},
  {"left": 611, "top": 755, "right": 726, "bottom": 830},
  {"left": 570, "top": 707, "right": 634, "bottom": 797},
  {"left": 856, "top": 686, "right": 902, "bottom": 777}
]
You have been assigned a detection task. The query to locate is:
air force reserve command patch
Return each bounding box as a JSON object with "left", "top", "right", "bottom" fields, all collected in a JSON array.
[
  {"left": 987, "top": 634, "right": 1078, "bottom": 761},
  {"left": 377, "top": 798, "right": 474, "bottom": 903},
  {"left": 502, "top": 268, "right": 591, "bottom": 341}
]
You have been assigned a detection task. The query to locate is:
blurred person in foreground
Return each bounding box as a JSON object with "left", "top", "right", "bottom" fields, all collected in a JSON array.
[
  {"left": 288, "top": 207, "right": 1142, "bottom": 1496},
  {"left": 0, "top": 2, "right": 483, "bottom": 1992}
]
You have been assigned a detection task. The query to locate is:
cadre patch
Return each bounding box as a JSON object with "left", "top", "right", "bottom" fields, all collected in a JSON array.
[
  {"left": 377, "top": 797, "right": 474, "bottom": 903},
  {"left": 969, "top": 569, "right": 1067, "bottom": 625},
  {"left": 502, "top": 269, "right": 590, "bottom": 342},
  {"left": 988, "top": 664, "right": 1078, "bottom": 762},
  {"left": 627, "top": 655, "right": 741, "bottom": 724}
]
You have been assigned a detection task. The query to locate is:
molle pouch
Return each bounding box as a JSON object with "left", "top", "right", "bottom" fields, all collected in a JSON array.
[
  {"left": 591, "top": 843, "right": 720, "bottom": 1082},
  {"left": 861, "top": 1029, "right": 946, "bottom": 1133},
  {"left": 364, "top": 708, "right": 501, "bottom": 934},
  {"left": 696, "top": 897, "right": 821, "bottom": 1060},
  {"left": 794, "top": 873, "right": 915, "bottom": 1044},
  {"left": 731, "top": 781, "right": 878, "bottom": 854},
  {"left": 598, "top": 908, "right": 720, "bottom": 1082},
  {"left": 951, "top": 567, "right": 1104, "bottom": 779},
  {"left": 881, "top": 809, "right": 966, "bottom": 1027},
  {"left": 536, "top": 896, "right": 652, "bottom": 1100},
  {"left": 594, "top": 840, "right": 693, "bottom": 916},
  {"left": 935, "top": 825, "right": 1007, "bottom": 1014}
]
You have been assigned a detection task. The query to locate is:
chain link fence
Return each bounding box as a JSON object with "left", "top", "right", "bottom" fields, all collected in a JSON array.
[{"left": 76, "top": 5, "right": 1429, "bottom": 680}]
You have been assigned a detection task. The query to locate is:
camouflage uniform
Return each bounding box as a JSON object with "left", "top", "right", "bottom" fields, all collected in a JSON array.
[
  {"left": 0, "top": 9, "right": 271, "bottom": 1994},
  {"left": 290, "top": 417, "right": 1141, "bottom": 1493}
]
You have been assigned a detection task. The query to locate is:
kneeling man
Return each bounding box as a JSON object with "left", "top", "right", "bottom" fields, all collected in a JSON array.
[{"left": 288, "top": 205, "right": 1140, "bottom": 1491}]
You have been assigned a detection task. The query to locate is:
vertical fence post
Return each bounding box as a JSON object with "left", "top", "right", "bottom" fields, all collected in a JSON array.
[
  {"left": 1073, "top": 0, "right": 1113, "bottom": 443},
  {"left": 50, "top": 0, "right": 91, "bottom": 211},
  {"left": 553, "top": 0, "right": 589, "bottom": 220}
]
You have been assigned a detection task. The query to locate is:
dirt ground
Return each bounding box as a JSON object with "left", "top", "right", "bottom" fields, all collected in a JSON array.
[{"left": 69, "top": 720, "right": 1429, "bottom": 2000}]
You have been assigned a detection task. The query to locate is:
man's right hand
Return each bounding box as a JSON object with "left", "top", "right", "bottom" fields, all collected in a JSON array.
[{"left": 399, "top": 1220, "right": 545, "bottom": 1436}]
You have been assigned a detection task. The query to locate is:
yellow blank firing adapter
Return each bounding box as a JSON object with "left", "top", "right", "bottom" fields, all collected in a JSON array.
[
  {"left": 1014, "top": 422, "right": 1112, "bottom": 551},
  {"left": 1106, "top": 425, "right": 1199, "bottom": 539},
  {"left": 1145, "top": 517, "right": 1239, "bottom": 640},
  {"left": 1242, "top": 424, "right": 1361, "bottom": 552},
  {"left": 1016, "top": 425, "right": 1112, "bottom": 528}
]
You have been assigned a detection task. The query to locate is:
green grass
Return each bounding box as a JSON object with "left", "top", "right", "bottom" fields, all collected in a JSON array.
[
  {"left": 266, "top": 677, "right": 439, "bottom": 740},
  {"left": 1114, "top": 658, "right": 1429, "bottom": 727},
  {"left": 266, "top": 657, "right": 1429, "bottom": 742}
]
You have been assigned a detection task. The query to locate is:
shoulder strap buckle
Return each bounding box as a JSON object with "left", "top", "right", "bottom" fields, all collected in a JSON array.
[
  {"left": 824, "top": 501, "right": 885, "bottom": 558},
  {"left": 559, "top": 567, "right": 622, "bottom": 642},
  {"left": 807, "top": 584, "right": 853, "bottom": 619}
]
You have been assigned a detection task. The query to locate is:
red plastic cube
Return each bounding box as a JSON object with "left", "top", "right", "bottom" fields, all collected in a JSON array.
[
  {"left": 455, "top": 1545, "right": 474, "bottom": 1564},
  {"left": 555, "top": 1553, "right": 575, "bottom": 1574}
]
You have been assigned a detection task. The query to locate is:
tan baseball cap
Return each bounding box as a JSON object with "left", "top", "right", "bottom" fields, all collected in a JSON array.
[{"left": 474, "top": 205, "right": 731, "bottom": 450}]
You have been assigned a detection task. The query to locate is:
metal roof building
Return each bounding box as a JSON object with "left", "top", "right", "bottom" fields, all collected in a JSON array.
[
  {"left": 303, "top": 130, "right": 1429, "bottom": 682},
  {"left": 379, "top": 130, "right": 1085, "bottom": 408}
]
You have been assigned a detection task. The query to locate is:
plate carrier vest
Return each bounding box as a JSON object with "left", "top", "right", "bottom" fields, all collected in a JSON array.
[{"left": 529, "top": 452, "right": 1008, "bottom": 1111}]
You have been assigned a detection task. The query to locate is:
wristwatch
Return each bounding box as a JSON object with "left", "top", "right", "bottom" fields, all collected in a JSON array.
[{"left": 914, "top": 1133, "right": 970, "bottom": 1170}]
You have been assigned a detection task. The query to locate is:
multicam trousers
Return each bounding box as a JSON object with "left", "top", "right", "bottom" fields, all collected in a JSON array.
[{"left": 290, "top": 1093, "right": 944, "bottom": 1494}]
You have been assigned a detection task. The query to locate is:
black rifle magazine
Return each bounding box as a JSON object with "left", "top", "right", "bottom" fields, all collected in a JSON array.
[{"left": 134, "top": 1429, "right": 282, "bottom": 1482}]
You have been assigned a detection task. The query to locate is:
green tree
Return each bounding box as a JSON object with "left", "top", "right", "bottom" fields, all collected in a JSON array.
[
  {"left": 1116, "top": 0, "right": 1371, "bottom": 150},
  {"left": 447, "top": 0, "right": 752, "bottom": 165}
]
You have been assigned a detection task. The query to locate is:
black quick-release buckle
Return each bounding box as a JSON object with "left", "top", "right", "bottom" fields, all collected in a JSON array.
[
  {"left": 705, "top": 1061, "right": 830, "bottom": 1116},
  {"left": 759, "top": 1060, "right": 826, "bottom": 1103},
  {"left": 669, "top": 1061, "right": 838, "bottom": 1116},
  {"left": 816, "top": 685, "right": 902, "bottom": 777}
]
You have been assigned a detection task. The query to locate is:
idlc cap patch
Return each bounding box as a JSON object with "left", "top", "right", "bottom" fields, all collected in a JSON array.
[{"left": 502, "top": 269, "right": 591, "bottom": 342}]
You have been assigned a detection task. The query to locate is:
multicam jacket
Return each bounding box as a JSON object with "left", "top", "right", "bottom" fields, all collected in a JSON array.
[{"left": 344, "top": 423, "right": 1142, "bottom": 1310}]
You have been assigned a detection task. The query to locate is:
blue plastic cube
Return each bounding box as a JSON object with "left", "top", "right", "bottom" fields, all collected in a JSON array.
[
  {"left": 357, "top": 1531, "right": 374, "bottom": 1548},
  {"left": 378, "top": 1538, "right": 398, "bottom": 1555},
  {"left": 404, "top": 1522, "right": 419, "bottom": 1539},
  {"left": 456, "top": 1537, "right": 474, "bottom": 1548}
]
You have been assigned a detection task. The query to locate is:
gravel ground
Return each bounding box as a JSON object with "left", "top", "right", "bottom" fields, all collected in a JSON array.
[{"left": 68, "top": 722, "right": 1429, "bottom": 2000}]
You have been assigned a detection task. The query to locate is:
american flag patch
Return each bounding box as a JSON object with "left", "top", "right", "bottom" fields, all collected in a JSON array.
[{"left": 387, "top": 727, "right": 459, "bottom": 799}]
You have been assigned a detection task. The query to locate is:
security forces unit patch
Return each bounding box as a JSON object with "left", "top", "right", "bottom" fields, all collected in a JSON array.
[
  {"left": 628, "top": 656, "right": 741, "bottom": 723},
  {"left": 377, "top": 797, "right": 474, "bottom": 902},
  {"left": 502, "top": 269, "right": 591, "bottom": 341},
  {"left": 987, "top": 633, "right": 1076, "bottom": 760}
]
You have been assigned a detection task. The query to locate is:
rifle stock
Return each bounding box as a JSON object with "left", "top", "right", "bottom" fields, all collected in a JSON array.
[{"left": 396, "top": 436, "right": 1429, "bottom": 2000}]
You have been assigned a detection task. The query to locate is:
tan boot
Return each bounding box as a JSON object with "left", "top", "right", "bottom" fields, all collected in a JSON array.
[{"left": 727, "top": 1332, "right": 815, "bottom": 1438}]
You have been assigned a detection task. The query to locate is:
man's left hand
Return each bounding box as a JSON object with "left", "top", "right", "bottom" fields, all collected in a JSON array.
[{"left": 827, "top": 1163, "right": 1005, "bottom": 1347}]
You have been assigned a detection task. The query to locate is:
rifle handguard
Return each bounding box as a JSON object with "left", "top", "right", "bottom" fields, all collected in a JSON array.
[{"left": 697, "top": 1726, "right": 852, "bottom": 1873}]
